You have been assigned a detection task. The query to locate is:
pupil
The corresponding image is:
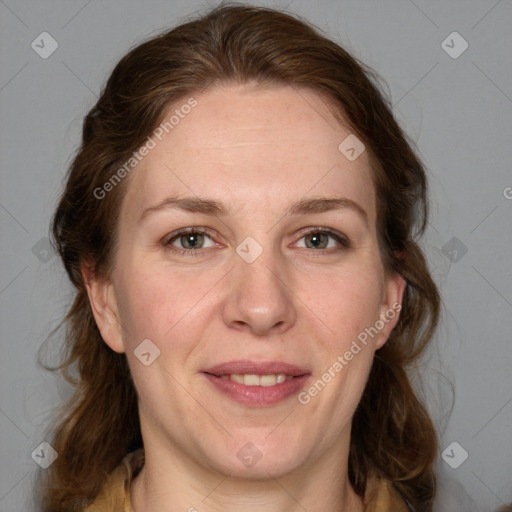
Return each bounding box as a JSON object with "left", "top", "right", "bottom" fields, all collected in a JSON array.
[
  {"left": 307, "top": 233, "right": 326, "bottom": 249},
  {"left": 184, "top": 233, "right": 203, "bottom": 249}
]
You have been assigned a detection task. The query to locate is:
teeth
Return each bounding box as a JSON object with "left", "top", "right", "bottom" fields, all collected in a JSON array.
[
  {"left": 223, "top": 373, "right": 293, "bottom": 386},
  {"left": 260, "top": 374, "right": 279, "bottom": 386},
  {"left": 230, "top": 374, "right": 245, "bottom": 384},
  {"left": 244, "top": 374, "right": 260, "bottom": 386}
]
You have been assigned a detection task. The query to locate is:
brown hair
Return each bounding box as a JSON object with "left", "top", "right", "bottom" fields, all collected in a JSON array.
[{"left": 40, "top": 3, "right": 440, "bottom": 510}]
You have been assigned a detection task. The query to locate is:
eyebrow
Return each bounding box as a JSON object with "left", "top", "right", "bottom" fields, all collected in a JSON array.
[{"left": 139, "top": 195, "right": 368, "bottom": 226}]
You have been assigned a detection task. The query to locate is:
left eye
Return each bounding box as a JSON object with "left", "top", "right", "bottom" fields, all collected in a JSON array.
[{"left": 294, "top": 229, "right": 350, "bottom": 250}]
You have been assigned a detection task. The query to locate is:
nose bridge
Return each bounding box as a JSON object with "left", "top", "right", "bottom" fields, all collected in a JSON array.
[{"left": 222, "top": 234, "right": 296, "bottom": 335}]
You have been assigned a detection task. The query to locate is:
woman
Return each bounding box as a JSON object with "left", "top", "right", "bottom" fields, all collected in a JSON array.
[{"left": 40, "top": 3, "right": 440, "bottom": 511}]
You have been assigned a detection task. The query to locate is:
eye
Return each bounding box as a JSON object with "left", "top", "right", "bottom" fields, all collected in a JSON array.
[
  {"left": 164, "top": 228, "right": 216, "bottom": 255},
  {"left": 294, "top": 228, "right": 350, "bottom": 251},
  {"left": 163, "top": 226, "right": 350, "bottom": 257}
]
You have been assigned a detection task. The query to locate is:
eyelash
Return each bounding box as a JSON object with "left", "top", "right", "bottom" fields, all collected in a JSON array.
[{"left": 163, "top": 227, "right": 351, "bottom": 257}]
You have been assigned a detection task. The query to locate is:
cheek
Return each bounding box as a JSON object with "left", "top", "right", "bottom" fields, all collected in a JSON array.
[
  {"left": 114, "top": 267, "right": 215, "bottom": 349},
  {"left": 298, "top": 260, "right": 385, "bottom": 348},
  {"left": 114, "top": 244, "right": 385, "bottom": 355}
]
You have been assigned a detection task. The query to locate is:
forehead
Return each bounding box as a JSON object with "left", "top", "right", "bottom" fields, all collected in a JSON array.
[{"left": 122, "top": 84, "right": 376, "bottom": 223}]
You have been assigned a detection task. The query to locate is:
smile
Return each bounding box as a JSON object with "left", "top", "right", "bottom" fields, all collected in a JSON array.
[
  {"left": 214, "top": 373, "right": 295, "bottom": 386},
  {"left": 202, "top": 360, "right": 311, "bottom": 406}
]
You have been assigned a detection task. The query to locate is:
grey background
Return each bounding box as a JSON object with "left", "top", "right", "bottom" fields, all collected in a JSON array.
[{"left": 1, "top": 0, "right": 511, "bottom": 511}]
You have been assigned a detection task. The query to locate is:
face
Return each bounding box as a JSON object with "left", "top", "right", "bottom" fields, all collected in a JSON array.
[{"left": 86, "top": 83, "right": 405, "bottom": 480}]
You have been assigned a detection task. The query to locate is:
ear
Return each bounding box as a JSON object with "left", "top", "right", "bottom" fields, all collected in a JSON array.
[
  {"left": 82, "top": 262, "right": 125, "bottom": 353},
  {"left": 374, "top": 271, "right": 407, "bottom": 350}
]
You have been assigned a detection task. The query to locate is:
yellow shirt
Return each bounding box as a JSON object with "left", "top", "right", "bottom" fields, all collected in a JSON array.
[{"left": 85, "top": 450, "right": 409, "bottom": 512}]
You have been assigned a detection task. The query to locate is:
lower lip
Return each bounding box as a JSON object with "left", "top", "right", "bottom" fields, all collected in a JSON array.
[{"left": 202, "top": 373, "right": 310, "bottom": 407}]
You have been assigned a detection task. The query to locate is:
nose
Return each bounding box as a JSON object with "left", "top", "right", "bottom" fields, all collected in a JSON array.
[{"left": 221, "top": 244, "right": 297, "bottom": 336}]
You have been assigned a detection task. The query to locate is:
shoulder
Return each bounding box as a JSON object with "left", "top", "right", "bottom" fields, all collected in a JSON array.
[
  {"left": 83, "top": 449, "right": 144, "bottom": 512},
  {"left": 364, "top": 477, "right": 410, "bottom": 512}
]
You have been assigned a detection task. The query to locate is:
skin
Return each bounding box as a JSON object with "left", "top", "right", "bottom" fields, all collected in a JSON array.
[{"left": 84, "top": 83, "right": 406, "bottom": 512}]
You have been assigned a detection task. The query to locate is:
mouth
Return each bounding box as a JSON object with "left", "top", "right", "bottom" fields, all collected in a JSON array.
[
  {"left": 205, "top": 373, "right": 297, "bottom": 386},
  {"left": 201, "top": 360, "right": 311, "bottom": 406}
]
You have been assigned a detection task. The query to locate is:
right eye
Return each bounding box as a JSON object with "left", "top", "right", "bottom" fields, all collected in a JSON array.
[{"left": 163, "top": 228, "right": 217, "bottom": 256}]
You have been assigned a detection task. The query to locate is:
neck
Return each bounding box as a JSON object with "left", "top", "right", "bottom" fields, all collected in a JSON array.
[{"left": 131, "top": 437, "right": 364, "bottom": 512}]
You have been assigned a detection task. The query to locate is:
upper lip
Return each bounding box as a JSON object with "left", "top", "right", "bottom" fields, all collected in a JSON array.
[{"left": 203, "top": 360, "right": 311, "bottom": 377}]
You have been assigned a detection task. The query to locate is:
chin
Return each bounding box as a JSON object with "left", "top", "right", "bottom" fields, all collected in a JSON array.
[
  {"left": 206, "top": 433, "right": 308, "bottom": 480},
  {"left": 221, "top": 454, "right": 302, "bottom": 481}
]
